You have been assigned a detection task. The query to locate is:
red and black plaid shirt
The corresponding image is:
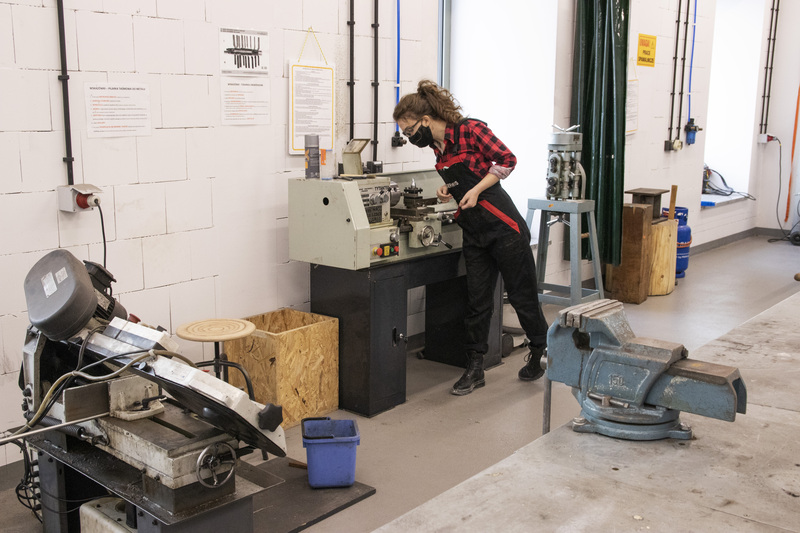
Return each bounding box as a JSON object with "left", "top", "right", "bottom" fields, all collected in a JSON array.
[{"left": 433, "top": 119, "right": 516, "bottom": 178}]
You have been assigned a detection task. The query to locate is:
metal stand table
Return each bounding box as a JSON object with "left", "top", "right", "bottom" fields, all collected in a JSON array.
[
  {"left": 310, "top": 249, "right": 503, "bottom": 417},
  {"left": 526, "top": 198, "right": 604, "bottom": 307}
]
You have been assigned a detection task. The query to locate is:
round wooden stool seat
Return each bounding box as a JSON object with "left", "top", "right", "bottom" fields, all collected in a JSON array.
[{"left": 176, "top": 318, "right": 255, "bottom": 343}]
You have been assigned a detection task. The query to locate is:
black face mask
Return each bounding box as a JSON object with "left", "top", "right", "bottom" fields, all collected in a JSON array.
[{"left": 408, "top": 124, "right": 434, "bottom": 148}]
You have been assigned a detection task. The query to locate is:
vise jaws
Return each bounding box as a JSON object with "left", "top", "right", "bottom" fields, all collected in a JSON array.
[{"left": 546, "top": 300, "right": 747, "bottom": 440}]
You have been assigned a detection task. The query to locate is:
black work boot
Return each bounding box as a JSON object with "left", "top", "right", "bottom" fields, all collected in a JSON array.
[
  {"left": 518, "top": 346, "right": 546, "bottom": 381},
  {"left": 451, "top": 351, "right": 485, "bottom": 396}
]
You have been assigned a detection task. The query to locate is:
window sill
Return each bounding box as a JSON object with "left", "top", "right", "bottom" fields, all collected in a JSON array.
[{"left": 700, "top": 194, "right": 748, "bottom": 209}]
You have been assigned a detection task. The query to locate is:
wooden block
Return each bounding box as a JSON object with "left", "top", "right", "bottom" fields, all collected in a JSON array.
[
  {"left": 225, "top": 308, "right": 339, "bottom": 429},
  {"left": 648, "top": 219, "right": 678, "bottom": 296},
  {"left": 606, "top": 203, "right": 653, "bottom": 304}
]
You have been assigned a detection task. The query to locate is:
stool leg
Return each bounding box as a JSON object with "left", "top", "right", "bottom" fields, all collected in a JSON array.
[
  {"left": 588, "top": 212, "right": 604, "bottom": 298},
  {"left": 213, "top": 342, "right": 221, "bottom": 380}
]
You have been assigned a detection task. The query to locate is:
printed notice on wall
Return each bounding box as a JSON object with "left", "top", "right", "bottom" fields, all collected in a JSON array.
[
  {"left": 636, "top": 34, "right": 656, "bottom": 67},
  {"left": 626, "top": 79, "right": 639, "bottom": 135},
  {"left": 85, "top": 83, "right": 151, "bottom": 138},
  {"left": 221, "top": 76, "right": 270, "bottom": 125},
  {"left": 220, "top": 28, "right": 269, "bottom": 76},
  {"left": 289, "top": 63, "right": 335, "bottom": 155}
]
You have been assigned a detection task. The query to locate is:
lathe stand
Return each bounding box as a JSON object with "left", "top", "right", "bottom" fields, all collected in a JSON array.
[{"left": 310, "top": 248, "right": 503, "bottom": 417}]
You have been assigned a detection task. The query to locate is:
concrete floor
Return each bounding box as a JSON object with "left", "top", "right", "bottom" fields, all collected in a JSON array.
[{"left": 2, "top": 234, "right": 799, "bottom": 532}]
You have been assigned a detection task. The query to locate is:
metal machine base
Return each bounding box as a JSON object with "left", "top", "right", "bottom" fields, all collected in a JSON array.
[
  {"left": 526, "top": 198, "right": 604, "bottom": 306},
  {"left": 27, "top": 433, "right": 375, "bottom": 533},
  {"left": 29, "top": 434, "right": 265, "bottom": 533},
  {"left": 571, "top": 411, "right": 693, "bottom": 441},
  {"left": 311, "top": 249, "right": 503, "bottom": 417}
]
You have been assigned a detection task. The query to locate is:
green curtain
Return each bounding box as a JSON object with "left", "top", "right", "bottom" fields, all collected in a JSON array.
[{"left": 571, "top": 0, "right": 629, "bottom": 266}]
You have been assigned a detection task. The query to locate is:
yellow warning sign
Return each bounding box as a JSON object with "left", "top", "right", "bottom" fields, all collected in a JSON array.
[{"left": 637, "top": 34, "right": 656, "bottom": 67}]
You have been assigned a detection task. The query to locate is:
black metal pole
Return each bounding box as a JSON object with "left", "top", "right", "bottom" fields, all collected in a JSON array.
[
  {"left": 675, "top": 0, "right": 691, "bottom": 140},
  {"left": 348, "top": 0, "right": 355, "bottom": 141},
  {"left": 666, "top": 0, "right": 682, "bottom": 147},
  {"left": 764, "top": 0, "right": 780, "bottom": 133},
  {"left": 56, "top": 0, "right": 74, "bottom": 185},
  {"left": 760, "top": 0, "right": 776, "bottom": 134},
  {"left": 372, "top": 0, "right": 380, "bottom": 162}
]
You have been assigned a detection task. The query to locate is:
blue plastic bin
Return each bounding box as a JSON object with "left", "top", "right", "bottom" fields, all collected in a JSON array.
[{"left": 301, "top": 417, "right": 360, "bottom": 488}]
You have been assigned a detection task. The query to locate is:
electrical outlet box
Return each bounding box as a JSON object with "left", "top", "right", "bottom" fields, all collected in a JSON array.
[
  {"left": 757, "top": 134, "right": 770, "bottom": 144},
  {"left": 58, "top": 184, "right": 102, "bottom": 212}
]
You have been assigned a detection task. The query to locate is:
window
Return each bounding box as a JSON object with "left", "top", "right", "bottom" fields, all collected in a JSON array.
[
  {"left": 704, "top": 0, "right": 766, "bottom": 196},
  {"left": 441, "top": 0, "right": 559, "bottom": 217}
]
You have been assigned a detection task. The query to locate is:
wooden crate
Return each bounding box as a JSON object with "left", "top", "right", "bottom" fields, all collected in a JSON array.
[
  {"left": 606, "top": 203, "right": 653, "bottom": 304},
  {"left": 225, "top": 308, "right": 339, "bottom": 429},
  {"left": 648, "top": 219, "right": 678, "bottom": 296}
]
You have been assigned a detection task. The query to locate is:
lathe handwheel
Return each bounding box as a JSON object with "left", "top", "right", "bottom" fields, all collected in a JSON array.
[
  {"left": 418, "top": 225, "right": 436, "bottom": 247},
  {"left": 196, "top": 442, "right": 237, "bottom": 488}
]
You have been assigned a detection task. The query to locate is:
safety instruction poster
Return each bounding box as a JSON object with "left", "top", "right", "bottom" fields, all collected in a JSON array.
[
  {"left": 637, "top": 34, "right": 656, "bottom": 67},
  {"left": 221, "top": 76, "right": 270, "bottom": 125},
  {"left": 289, "top": 63, "right": 335, "bottom": 155},
  {"left": 85, "top": 83, "right": 151, "bottom": 138}
]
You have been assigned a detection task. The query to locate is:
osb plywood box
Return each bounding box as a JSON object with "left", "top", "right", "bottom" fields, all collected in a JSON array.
[{"left": 225, "top": 308, "right": 339, "bottom": 429}]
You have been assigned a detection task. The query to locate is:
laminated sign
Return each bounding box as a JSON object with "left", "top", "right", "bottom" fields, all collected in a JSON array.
[{"left": 637, "top": 34, "right": 656, "bottom": 67}]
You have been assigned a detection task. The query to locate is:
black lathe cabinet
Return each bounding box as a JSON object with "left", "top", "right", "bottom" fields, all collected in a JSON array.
[{"left": 310, "top": 249, "right": 502, "bottom": 417}]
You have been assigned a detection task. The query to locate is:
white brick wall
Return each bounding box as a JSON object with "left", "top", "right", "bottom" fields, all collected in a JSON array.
[
  {"left": 13, "top": 6, "right": 75, "bottom": 70},
  {"left": 134, "top": 16, "right": 186, "bottom": 74},
  {"left": 165, "top": 178, "right": 213, "bottom": 232},
  {"left": 0, "top": 69, "right": 52, "bottom": 131},
  {"left": 114, "top": 183, "right": 167, "bottom": 238},
  {"left": 184, "top": 20, "right": 218, "bottom": 75},
  {"left": 75, "top": 11, "right": 135, "bottom": 72},
  {"left": 0, "top": 5, "right": 14, "bottom": 68},
  {"left": 20, "top": 131, "right": 71, "bottom": 192},
  {"left": 81, "top": 136, "right": 139, "bottom": 185},
  {"left": 142, "top": 232, "right": 193, "bottom": 288},
  {"left": 137, "top": 128, "right": 188, "bottom": 183},
  {"left": 161, "top": 75, "right": 212, "bottom": 128},
  {"left": 157, "top": 0, "right": 206, "bottom": 22}
]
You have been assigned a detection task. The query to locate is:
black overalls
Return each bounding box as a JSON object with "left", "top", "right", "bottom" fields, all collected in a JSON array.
[{"left": 435, "top": 120, "right": 549, "bottom": 355}]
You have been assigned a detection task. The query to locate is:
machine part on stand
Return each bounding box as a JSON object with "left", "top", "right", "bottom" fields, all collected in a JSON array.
[
  {"left": 546, "top": 299, "right": 747, "bottom": 440},
  {"left": 546, "top": 126, "right": 584, "bottom": 200}
]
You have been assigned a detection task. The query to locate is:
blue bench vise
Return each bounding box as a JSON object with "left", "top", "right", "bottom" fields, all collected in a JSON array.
[{"left": 546, "top": 299, "right": 747, "bottom": 440}]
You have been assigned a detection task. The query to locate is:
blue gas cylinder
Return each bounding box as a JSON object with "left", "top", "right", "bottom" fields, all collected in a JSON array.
[{"left": 662, "top": 207, "right": 692, "bottom": 278}]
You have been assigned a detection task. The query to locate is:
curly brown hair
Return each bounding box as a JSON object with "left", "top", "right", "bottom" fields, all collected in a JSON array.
[{"left": 393, "top": 79, "right": 464, "bottom": 124}]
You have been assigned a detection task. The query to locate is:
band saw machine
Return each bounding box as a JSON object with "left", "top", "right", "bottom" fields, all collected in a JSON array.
[
  {"left": 546, "top": 299, "right": 747, "bottom": 440},
  {"left": 14, "top": 248, "right": 287, "bottom": 531}
]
